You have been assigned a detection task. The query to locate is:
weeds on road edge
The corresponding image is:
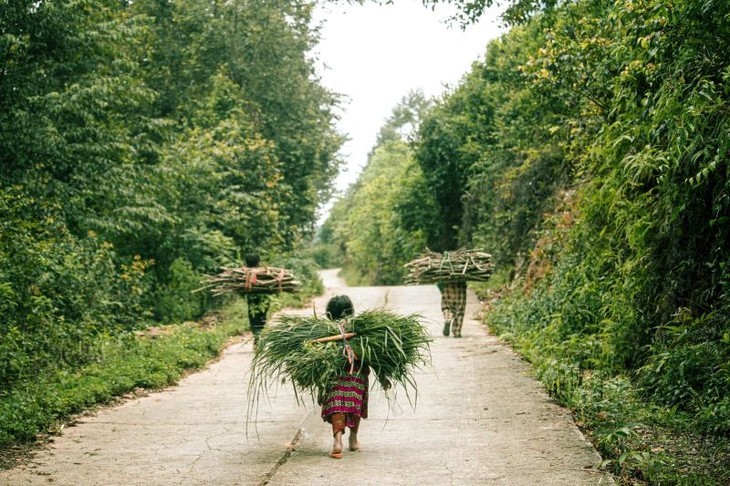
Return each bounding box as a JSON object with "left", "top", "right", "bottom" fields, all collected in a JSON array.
[
  {"left": 476, "top": 278, "right": 730, "bottom": 486},
  {"left": 0, "top": 299, "right": 249, "bottom": 469}
]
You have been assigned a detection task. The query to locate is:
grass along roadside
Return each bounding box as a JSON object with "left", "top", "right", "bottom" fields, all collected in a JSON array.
[
  {"left": 487, "top": 328, "right": 730, "bottom": 485},
  {"left": 0, "top": 298, "right": 250, "bottom": 471},
  {"left": 477, "top": 285, "right": 730, "bottom": 486}
]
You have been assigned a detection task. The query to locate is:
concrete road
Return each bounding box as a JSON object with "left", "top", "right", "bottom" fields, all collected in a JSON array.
[{"left": 0, "top": 270, "right": 614, "bottom": 485}]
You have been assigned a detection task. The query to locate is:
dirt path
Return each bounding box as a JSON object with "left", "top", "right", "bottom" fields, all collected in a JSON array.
[{"left": 0, "top": 270, "right": 614, "bottom": 485}]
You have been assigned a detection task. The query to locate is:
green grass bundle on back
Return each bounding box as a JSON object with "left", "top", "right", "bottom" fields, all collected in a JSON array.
[{"left": 247, "top": 310, "right": 432, "bottom": 428}]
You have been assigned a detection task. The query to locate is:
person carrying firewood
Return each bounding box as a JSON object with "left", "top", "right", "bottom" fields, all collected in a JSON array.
[
  {"left": 404, "top": 248, "right": 491, "bottom": 338},
  {"left": 243, "top": 253, "right": 271, "bottom": 345},
  {"left": 437, "top": 280, "right": 467, "bottom": 338}
]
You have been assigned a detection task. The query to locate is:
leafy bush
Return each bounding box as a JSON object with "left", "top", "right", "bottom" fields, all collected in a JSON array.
[
  {"left": 153, "top": 257, "right": 208, "bottom": 323},
  {"left": 637, "top": 309, "right": 730, "bottom": 434},
  {"left": 0, "top": 191, "right": 153, "bottom": 389}
]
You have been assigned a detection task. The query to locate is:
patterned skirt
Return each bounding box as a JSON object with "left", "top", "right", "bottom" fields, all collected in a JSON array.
[{"left": 320, "top": 373, "right": 369, "bottom": 426}]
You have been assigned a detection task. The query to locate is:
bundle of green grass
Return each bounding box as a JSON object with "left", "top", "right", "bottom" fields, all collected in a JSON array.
[{"left": 248, "top": 310, "right": 432, "bottom": 409}]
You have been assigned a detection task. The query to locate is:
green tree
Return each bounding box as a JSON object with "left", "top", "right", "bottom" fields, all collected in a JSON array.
[
  {"left": 0, "top": 0, "right": 344, "bottom": 396},
  {"left": 323, "top": 92, "right": 436, "bottom": 284},
  {"left": 332, "top": 140, "right": 431, "bottom": 284}
]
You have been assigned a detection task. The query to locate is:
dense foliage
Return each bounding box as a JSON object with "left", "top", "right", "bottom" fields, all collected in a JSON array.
[
  {"left": 320, "top": 92, "right": 437, "bottom": 284},
  {"left": 4, "top": 0, "right": 730, "bottom": 481},
  {"left": 1, "top": 0, "right": 340, "bottom": 422},
  {"left": 323, "top": 0, "right": 730, "bottom": 482}
]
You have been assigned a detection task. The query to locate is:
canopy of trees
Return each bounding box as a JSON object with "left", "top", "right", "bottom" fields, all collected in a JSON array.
[
  {"left": 320, "top": 91, "right": 437, "bottom": 284},
  {"left": 1, "top": 0, "right": 343, "bottom": 391}
]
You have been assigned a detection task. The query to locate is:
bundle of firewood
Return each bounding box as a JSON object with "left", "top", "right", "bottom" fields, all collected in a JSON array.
[
  {"left": 198, "top": 266, "right": 301, "bottom": 296},
  {"left": 404, "top": 249, "right": 493, "bottom": 284}
]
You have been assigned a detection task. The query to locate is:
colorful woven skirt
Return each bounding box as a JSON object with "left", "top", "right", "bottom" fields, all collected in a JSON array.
[{"left": 320, "top": 373, "right": 369, "bottom": 426}]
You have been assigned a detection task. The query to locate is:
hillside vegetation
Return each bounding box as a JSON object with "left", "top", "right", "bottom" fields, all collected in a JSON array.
[
  {"left": 322, "top": 0, "right": 730, "bottom": 483},
  {"left": 1, "top": 0, "right": 334, "bottom": 453}
]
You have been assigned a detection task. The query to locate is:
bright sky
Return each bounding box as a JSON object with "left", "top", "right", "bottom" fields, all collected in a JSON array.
[{"left": 313, "top": 0, "right": 505, "bottom": 220}]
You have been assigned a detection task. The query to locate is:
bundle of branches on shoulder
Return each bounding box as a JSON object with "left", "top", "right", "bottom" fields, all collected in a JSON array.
[
  {"left": 198, "top": 266, "right": 301, "bottom": 296},
  {"left": 247, "top": 310, "right": 432, "bottom": 421},
  {"left": 404, "top": 248, "right": 493, "bottom": 284}
]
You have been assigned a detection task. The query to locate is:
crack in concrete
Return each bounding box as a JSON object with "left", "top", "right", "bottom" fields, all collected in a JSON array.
[{"left": 257, "top": 429, "right": 302, "bottom": 485}]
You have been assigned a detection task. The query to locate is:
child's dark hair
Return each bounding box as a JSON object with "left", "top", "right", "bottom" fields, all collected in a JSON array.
[
  {"left": 325, "top": 295, "right": 354, "bottom": 320},
  {"left": 244, "top": 253, "right": 260, "bottom": 267}
]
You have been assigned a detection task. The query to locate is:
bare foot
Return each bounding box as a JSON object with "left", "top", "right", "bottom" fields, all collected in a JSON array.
[
  {"left": 348, "top": 433, "right": 360, "bottom": 451},
  {"left": 330, "top": 431, "right": 343, "bottom": 459}
]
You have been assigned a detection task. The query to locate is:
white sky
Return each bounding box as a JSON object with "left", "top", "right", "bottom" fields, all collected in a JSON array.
[{"left": 313, "top": 0, "right": 505, "bottom": 220}]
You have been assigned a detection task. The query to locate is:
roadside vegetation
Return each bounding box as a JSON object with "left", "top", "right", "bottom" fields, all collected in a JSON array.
[
  {"left": 322, "top": 1, "right": 730, "bottom": 483},
  {"left": 0, "top": 302, "right": 246, "bottom": 466},
  {"left": 1, "top": 0, "right": 331, "bottom": 464},
  {"left": 3, "top": 0, "right": 729, "bottom": 484}
]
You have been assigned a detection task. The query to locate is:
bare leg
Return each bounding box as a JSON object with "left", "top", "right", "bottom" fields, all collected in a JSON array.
[
  {"left": 348, "top": 415, "right": 361, "bottom": 451},
  {"left": 330, "top": 413, "right": 345, "bottom": 458},
  {"left": 332, "top": 430, "right": 343, "bottom": 458}
]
